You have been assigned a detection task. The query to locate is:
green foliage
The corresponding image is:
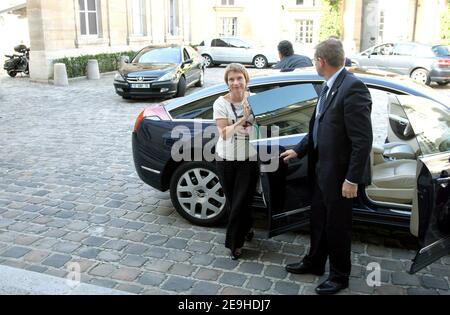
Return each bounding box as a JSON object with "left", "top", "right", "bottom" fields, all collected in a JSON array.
[
  {"left": 53, "top": 50, "right": 136, "bottom": 78},
  {"left": 441, "top": 2, "right": 450, "bottom": 45},
  {"left": 319, "top": 0, "right": 343, "bottom": 41}
]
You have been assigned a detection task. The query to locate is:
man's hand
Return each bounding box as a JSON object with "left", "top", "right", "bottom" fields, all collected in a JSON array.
[
  {"left": 342, "top": 181, "right": 358, "bottom": 199},
  {"left": 280, "top": 149, "right": 298, "bottom": 163}
]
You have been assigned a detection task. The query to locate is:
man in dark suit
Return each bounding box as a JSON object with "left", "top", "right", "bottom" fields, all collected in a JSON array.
[
  {"left": 280, "top": 39, "right": 373, "bottom": 295},
  {"left": 273, "top": 40, "right": 313, "bottom": 72}
]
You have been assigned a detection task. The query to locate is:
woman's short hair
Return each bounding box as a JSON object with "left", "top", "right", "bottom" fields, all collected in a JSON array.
[{"left": 224, "top": 63, "right": 250, "bottom": 85}]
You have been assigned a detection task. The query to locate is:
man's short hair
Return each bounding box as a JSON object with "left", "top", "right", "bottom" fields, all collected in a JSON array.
[
  {"left": 277, "top": 40, "right": 294, "bottom": 57},
  {"left": 315, "top": 39, "right": 345, "bottom": 68}
]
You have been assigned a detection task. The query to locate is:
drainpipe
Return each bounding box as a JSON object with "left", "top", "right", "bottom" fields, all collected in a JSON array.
[
  {"left": 107, "top": 0, "right": 111, "bottom": 47},
  {"left": 412, "top": 0, "right": 419, "bottom": 42},
  {"left": 73, "top": 0, "right": 79, "bottom": 48}
]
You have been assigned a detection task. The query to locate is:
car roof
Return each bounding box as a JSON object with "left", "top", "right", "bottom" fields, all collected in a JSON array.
[{"left": 164, "top": 68, "right": 449, "bottom": 112}]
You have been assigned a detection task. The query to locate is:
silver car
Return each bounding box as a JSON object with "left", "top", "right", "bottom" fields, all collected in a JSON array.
[
  {"left": 350, "top": 42, "right": 450, "bottom": 86},
  {"left": 196, "top": 37, "right": 279, "bottom": 69}
]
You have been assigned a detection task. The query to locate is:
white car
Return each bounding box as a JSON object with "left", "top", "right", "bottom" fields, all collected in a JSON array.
[{"left": 196, "top": 37, "right": 279, "bottom": 69}]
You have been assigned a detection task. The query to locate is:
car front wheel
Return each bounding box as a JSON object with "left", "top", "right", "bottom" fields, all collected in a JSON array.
[
  {"left": 170, "top": 161, "right": 227, "bottom": 226},
  {"left": 253, "top": 55, "right": 268, "bottom": 69},
  {"left": 175, "top": 76, "right": 186, "bottom": 97},
  {"left": 410, "top": 68, "right": 431, "bottom": 85},
  {"left": 202, "top": 54, "right": 214, "bottom": 68}
]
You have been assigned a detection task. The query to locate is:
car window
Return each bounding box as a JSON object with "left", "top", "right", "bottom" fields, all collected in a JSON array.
[
  {"left": 211, "top": 39, "right": 228, "bottom": 47},
  {"left": 225, "top": 38, "right": 249, "bottom": 48},
  {"left": 186, "top": 46, "right": 198, "bottom": 58},
  {"left": 248, "top": 84, "right": 319, "bottom": 137},
  {"left": 397, "top": 95, "right": 450, "bottom": 155},
  {"left": 433, "top": 45, "right": 450, "bottom": 57},
  {"left": 372, "top": 44, "right": 394, "bottom": 55},
  {"left": 198, "top": 41, "right": 205, "bottom": 46},
  {"left": 134, "top": 47, "right": 181, "bottom": 64},
  {"left": 169, "top": 93, "right": 226, "bottom": 120},
  {"left": 368, "top": 88, "right": 390, "bottom": 146},
  {"left": 183, "top": 48, "right": 190, "bottom": 61},
  {"left": 392, "top": 44, "right": 414, "bottom": 56},
  {"left": 413, "top": 46, "right": 434, "bottom": 58}
]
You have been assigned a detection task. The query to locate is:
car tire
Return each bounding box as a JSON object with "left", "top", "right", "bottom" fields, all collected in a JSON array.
[
  {"left": 195, "top": 69, "right": 204, "bottom": 87},
  {"left": 7, "top": 70, "right": 17, "bottom": 77},
  {"left": 175, "top": 76, "right": 186, "bottom": 97},
  {"left": 202, "top": 54, "right": 214, "bottom": 68},
  {"left": 253, "top": 55, "right": 268, "bottom": 69},
  {"left": 410, "top": 68, "right": 431, "bottom": 86},
  {"left": 437, "top": 81, "right": 449, "bottom": 86},
  {"left": 122, "top": 95, "right": 131, "bottom": 100},
  {"left": 170, "top": 161, "right": 228, "bottom": 227}
]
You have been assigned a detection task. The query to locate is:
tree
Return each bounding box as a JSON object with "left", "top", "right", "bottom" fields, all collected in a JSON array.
[
  {"left": 319, "top": 0, "right": 343, "bottom": 41},
  {"left": 441, "top": 0, "right": 450, "bottom": 44}
]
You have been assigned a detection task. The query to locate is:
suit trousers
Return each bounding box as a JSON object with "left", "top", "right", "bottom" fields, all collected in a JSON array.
[
  {"left": 216, "top": 160, "right": 259, "bottom": 252},
  {"left": 304, "top": 167, "right": 354, "bottom": 282}
]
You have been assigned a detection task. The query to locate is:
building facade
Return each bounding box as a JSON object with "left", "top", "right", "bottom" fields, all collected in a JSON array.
[{"left": 18, "top": 0, "right": 449, "bottom": 81}]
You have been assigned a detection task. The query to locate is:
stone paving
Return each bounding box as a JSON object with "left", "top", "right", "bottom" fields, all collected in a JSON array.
[{"left": 0, "top": 68, "right": 449, "bottom": 295}]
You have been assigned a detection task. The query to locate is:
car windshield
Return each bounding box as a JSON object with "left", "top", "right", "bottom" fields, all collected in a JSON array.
[
  {"left": 433, "top": 45, "right": 450, "bottom": 57},
  {"left": 133, "top": 47, "right": 181, "bottom": 64},
  {"left": 397, "top": 95, "right": 450, "bottom": 155}
]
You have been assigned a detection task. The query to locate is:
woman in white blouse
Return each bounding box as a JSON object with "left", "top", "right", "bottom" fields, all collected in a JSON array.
[{"left": 213, "top": 63, "right": 259, "bottom": 260}]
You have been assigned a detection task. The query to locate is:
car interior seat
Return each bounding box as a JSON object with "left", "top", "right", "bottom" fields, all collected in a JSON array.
[{"left": 366, "top": 142, "right": 417, "bottom": 205}]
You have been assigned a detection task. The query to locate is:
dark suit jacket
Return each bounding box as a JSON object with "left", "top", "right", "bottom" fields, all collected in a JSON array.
[{"left": 293, "top": 68, "right": 373, "bottom": 200}]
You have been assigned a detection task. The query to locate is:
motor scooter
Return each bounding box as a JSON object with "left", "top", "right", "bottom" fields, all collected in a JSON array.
[{"left": 3, "top": 44, "right": 30, "bottom": 77}]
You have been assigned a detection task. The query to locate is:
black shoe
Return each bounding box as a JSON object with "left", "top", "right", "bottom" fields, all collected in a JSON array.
[
  {"left": 245, "top": 230, "right": 254, "bottom": 242},
  {"left": 285, "top": 261, "right": 324, "bottom": 276},
  {"left": 315, "top": 279, "right": 349, "bottom": 295},
  {"left": 230, "top": 249, "right": 242, "bottom": 260}
]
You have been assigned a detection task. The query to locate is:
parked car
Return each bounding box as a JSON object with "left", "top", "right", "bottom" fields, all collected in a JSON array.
[
  {"left": 350, "top": 42, "right": 450, "bottom": 86},
  {"left": 197, "top": 37, "right": 279, "bottom": 69},
  {"left": 132, "top": 69, "right": 449, "bottom": 274},
  {"left": 113, "top": 45, "right": 204, "bottom": 99}
]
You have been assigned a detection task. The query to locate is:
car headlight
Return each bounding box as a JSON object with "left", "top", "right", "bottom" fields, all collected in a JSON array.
[
  {"left": 158, "top": 70, "right": 176, "bottom": 82},
  {"left": 114, "top": 72, "right": 125, "bottom": 82}
]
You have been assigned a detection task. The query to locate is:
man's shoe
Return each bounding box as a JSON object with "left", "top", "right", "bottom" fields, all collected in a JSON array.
[
  {"left": 285, "top": 261, "right": 324, "bottom": 276},
  {"left": 315, "top": 279, "right": 348, "bottom": 295}
]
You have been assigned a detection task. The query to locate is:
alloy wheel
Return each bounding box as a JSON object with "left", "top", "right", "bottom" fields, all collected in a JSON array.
[
  {"left": 176, "top": 167, "right": 225, "bottom": 221},
  {"left": 254, "top": 56, "right": 267, "bottom": 69},
  {"left": 202, "top": 55, "right": 213, "bottom": 68},
  {"left": 410, "top": 69, "right": 430, "bottom": 85}
]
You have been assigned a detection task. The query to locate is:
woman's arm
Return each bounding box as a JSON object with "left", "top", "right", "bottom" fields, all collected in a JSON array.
[{"left": 216, "top": 117, "right": 247, "bottom": 140}]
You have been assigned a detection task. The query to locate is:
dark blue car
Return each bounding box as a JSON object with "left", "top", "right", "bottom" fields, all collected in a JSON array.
[{"left": 132, "top": 69, "right": 450, "bottom": 274}]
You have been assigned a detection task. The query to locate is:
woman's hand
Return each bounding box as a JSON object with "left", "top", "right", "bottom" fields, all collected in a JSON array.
[{"left": 242, "top": 99, "right": 251, "bottom": 121}]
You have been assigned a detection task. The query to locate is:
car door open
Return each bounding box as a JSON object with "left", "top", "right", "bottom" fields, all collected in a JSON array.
[
  {"left": 248, "top": 84, "right": 319, "bottom": 237},
  {"left": 394, "top": 95, "right": 450, "bottom": 273}
]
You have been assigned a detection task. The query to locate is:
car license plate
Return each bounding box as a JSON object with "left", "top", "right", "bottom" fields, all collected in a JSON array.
[{"left": 131, "top": 83, "right": 150, "bottom": 88}]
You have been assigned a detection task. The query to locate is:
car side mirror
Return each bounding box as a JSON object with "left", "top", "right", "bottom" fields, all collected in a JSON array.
[{"left": 122, "top": 56, "right": 130, "bottom": 64}]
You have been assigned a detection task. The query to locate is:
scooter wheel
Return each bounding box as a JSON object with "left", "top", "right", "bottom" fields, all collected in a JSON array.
[{"left": 7, "top": 71, "right": 17, "bottom": 77}]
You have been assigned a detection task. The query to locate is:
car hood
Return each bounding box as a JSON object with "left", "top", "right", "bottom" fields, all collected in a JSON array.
[{"left": 119, "top": 63, "right": 177, "bottom": 77}]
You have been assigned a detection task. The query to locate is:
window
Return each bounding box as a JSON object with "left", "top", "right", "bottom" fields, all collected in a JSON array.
[
  {"left": 221, "top": 0, "right": 235, "bottom": 5},
  {"left": 134, "top": 47, "right": 181, "bottom": 64},
  {"left": 183, "top": 48, "right": 190, "bottom": 62},
  {"left": 378, "top": 10, "right": 385, "bottom": 43},
  {"left": 79, "top": 0, "right": 99, "bottom": 36},
  {"left": 295, "top": 19, "right": 314, "bottom": 44},
  {"left": 249, "top": 84, "right": 318, "bottom": 137},
  {"left": 211, "top": 39, "right": 228, "bottom": 47},
  {"left": 169, "top": 0, "right": 180, "bottom": 36},
  {"left": 225, "top": 38, "right": 249, "bottom": 48},
  {"left": 221, "top": 17, "right": 237, "bottom": 37},
  {"left": 392, "top": 44, "right": 414, "bottom": 56},
  {"left": 131, "top": 0, "right": 146, "bottom": 36},
  {"left": 296, "top": 0, "right": 304, "bottom": 5}
]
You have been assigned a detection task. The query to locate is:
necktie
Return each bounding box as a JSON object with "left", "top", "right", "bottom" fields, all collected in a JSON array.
[{"left": 312, "top": 84, "right": 329, "bottom": 149}]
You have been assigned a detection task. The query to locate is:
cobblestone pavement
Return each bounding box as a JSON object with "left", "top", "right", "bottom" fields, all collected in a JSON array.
[{"left": 0, "top": 68, "right": 449, "bottom": 295}]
